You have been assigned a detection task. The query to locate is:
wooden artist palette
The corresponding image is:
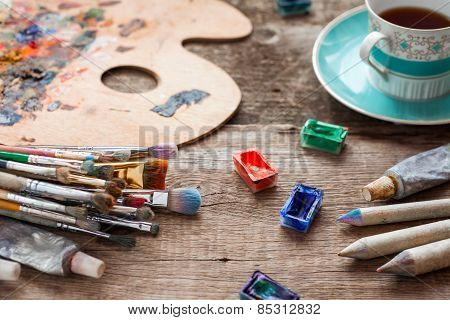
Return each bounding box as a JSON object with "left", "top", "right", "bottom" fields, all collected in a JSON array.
[{"left": 0, "top": 0, "right": 252, "bottom": 145}]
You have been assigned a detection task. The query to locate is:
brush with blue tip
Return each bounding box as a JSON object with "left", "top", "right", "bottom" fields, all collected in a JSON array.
[
  {"left": 122, "top": 187, "right": 202, "bottom": 215},
  {"left": 337, "top": 199, "right": 450, "bottom": 226}
]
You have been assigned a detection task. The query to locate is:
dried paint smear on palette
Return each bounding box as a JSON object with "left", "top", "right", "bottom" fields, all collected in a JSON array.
[{"left": 0, "top": 2, "right": 119, "bottom": 126}]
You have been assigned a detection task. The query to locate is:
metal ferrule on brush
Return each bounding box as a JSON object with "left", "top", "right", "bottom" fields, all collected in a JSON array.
[
  {"left": 57, "top": 222, "right": 110, "bottom": 239},
  {"left": 25, "top": 179, "right": 92, "bottom": 202},
  {"left": 123, "top": 190, "right": 169, "bottom": 208},
  {"left": 88, "top": 214, "right": 154, "bottom": 232}
]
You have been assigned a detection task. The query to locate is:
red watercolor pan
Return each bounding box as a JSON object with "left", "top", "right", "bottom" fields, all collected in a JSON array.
[{"left": 233, "top": 149, "right": 278, "bottom": 193}]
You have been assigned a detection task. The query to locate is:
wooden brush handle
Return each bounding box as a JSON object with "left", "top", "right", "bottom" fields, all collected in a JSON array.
[
  {"left": 0, "top": 171, "right": 27, "bottom": 192},
  {"left": 0, "top": 199, "right": 20, "bottom": 212}
]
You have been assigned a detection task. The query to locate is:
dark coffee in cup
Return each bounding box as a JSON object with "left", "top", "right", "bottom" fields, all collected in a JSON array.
[{"left": 379, "top": 6, "right": 449, "bottom": 30}]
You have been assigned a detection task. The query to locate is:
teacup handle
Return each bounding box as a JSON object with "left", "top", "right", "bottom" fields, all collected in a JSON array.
[{"left": 359, "top": 31, "right": 389, "bottom": 75}]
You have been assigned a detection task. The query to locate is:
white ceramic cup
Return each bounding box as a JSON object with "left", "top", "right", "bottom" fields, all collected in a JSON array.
[{"left": 360, "top": 0, "right": 449, "bottom": 101}]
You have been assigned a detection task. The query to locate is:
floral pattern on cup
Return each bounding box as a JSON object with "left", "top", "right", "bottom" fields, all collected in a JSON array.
[{"left": 369, "top": 15, "right": 449, "bottom": 61}]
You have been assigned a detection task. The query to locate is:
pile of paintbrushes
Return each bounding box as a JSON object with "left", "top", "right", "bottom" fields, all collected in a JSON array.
[{"left": 0, "top": 143, "right": 202, "bottom": 248}]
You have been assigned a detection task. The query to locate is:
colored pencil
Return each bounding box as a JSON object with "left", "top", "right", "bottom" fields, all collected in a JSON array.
[
  {"left": 377, "top": 238, "right": 450, "bottom": 276},
  {"left": 337, "top": 199, "right": 450, "bottom": 226},
  {"left": 338, "top": 220, "right": 450, "bottom": 259}
]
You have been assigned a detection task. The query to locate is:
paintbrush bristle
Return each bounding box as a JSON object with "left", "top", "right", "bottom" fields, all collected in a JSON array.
[
  {"left": 81, "top": 160, "right": 95, "bottom": 175},
  {"left": 56, "top": 167, "right": 71, "bottom": 184},
  {"left": 167, "top": 187, "right": 202, "bottom": 215},
  {"left": 112, "top": 150, "right": 132, "bottom": 162},
  {"left": 111, "top": 177, "right": 126, "bottom": 189},
  {"left": 98, "top": 150, "right": 131, "bottom": 162},
  {"left": 148, "top": 143, "right": 178, "bottom": 159},
  {"left": 92, "top": 165, "right": 114, "bottom": 180},
  {"left": 91, "top": 192, "right": 115, "bottom": 213},
  {"left": 150, "top": 223, "right": 159, "bottom": 236},
  {"left": 122, "top": 196, "right": 146, "bottom": 208},
  {"left": 143, "top": 159, "right": 168, "bottom": 190},
  {"left": 77, "top": 219, "right": 101, "bottom": 232},
  {"left": 65, "top": 206, "right": 88, "bottom": 217},
  {"left": 108, "top": 234, "right": 136, "bottom": 248},
  {"left": 136, "top": 207, "right": 154, "bottom": 220},
  {"left": 105, "top": 182, "right": 122, "bottom": 199}
]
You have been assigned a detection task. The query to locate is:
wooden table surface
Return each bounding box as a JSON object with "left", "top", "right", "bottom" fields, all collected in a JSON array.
[{"left": 1, "top": 0, "right": 449, "bottom": 299}]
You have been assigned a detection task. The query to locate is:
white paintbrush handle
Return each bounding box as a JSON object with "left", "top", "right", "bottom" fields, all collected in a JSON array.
[
  {"left": 0, "top": 190, "right": 67, "bottom": 214},
  {"left": 25, "top": 179, "right": 92, "bottom": 202},
  {"left": 4, "top": 161, "right": 57, "bottom": 178},
  {"left": 20, "top": 206, "right": 76, "bottom": 225},
  {"left": 27, "top": 155, "right": 83, "bottom": 169}
]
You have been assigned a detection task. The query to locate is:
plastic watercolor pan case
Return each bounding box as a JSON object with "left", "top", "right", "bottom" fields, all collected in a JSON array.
[
  {"left": 279, "top": 183, "right": 323, "bottom": 233},
  {"left": 300, "top": 119, "right": 348, "bottom": 154},
  {"left": 233, "top": 149, "right": 278, "bottom": 193},
  {"left": 276, "top": 0, "right": 312, "bottom": 17},
  {"left": 240, "top": 270, "right": 300, "bottom": 300}
]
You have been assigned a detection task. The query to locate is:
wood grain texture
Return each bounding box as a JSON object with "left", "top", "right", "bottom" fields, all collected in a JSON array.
[{"left": 1, "top": 0, "right": 449, "bottom": 299}]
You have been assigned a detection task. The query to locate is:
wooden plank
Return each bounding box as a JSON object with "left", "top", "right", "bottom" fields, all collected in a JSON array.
[{"left": 1, "top": 124, "right": 449, "bottom": 299}]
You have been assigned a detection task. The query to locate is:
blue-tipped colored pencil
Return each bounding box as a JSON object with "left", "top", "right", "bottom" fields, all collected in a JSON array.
[{"left": 337, "top": 199, "right": 450, "bottom": 226}]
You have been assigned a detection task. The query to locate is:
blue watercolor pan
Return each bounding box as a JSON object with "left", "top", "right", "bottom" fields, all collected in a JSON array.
[
  {"left": 276, "top": 0, "right": 312, "bottom": 17},
  {"left": 279, "top": 183, "right": 323, "bottom": 233},
  {"left": 240, "top": 271, "right": 300, "bottom": 300}
]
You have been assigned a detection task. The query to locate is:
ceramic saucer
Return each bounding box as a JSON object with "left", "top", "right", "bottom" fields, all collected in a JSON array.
[{"left": 312, "top": 6, "right": 450, "bottom": 125}]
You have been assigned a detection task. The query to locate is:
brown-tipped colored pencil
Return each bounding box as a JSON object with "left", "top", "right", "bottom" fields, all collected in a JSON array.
[
  {"left": 338, "top": 220, "right": 450, "bottom": 259},
  {"left": 377, "top": 238, "right": 450, "bottom": 276}
]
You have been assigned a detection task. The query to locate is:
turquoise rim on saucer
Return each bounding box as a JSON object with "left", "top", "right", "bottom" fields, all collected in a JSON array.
[{"left": 312, "top": 6, "right": 450, "bottom": 125}]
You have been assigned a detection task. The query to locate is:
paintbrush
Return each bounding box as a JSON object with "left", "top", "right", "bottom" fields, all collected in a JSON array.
[
  {"left": 0, "top": 198, "right": 99, "bottom": 231},
  {"left": 119, "top": 196, "right": 146, "bottom": 208},
  {"left": 0, "top": 209, "right": 135, "bottom": 248},
  {"left": 0, "top": 151, "right": 94, "bottom": 173},
  {"left": 0, "top": 145, "right": 95, "bottom": 161},
  {"left": 23, "top": 146, "right": 131, "bottom": 162},
  {"left": 87, "top": 213, "right": 159, "bottom": 235},
  {"left": 0, "top": 163, "right": 123, "bottom": 199},
  {"left": 122, "top": 187, "right": 202, "bottom": 215},
  {"left": 56, "top": 170, "right": 124, "bottom": 198},
  {"left": 34, "top": 143, "right": 179, "bottom": 160},
  {"left": 0, "top": 171, "right": 115, "bottom": 213},
  {"left": 0, "top": 188, "right": 86, "bottom": 217},
  {"left": 97, "top": 159, "right": 168, "bottom": 189},
  {"left": 107, "top": 205, "right": 154, "bottom": 220}
]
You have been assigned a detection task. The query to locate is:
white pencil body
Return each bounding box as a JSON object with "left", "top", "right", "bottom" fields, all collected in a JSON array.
[
  {"left": 339, "top": 220, "right": 450, "bottom": 259},
  {"left": 360, "top": 199, "right": 450, "bottom": 225},
  {"left": 378, "top": 238, "right": 450, "bottom": 276}
]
